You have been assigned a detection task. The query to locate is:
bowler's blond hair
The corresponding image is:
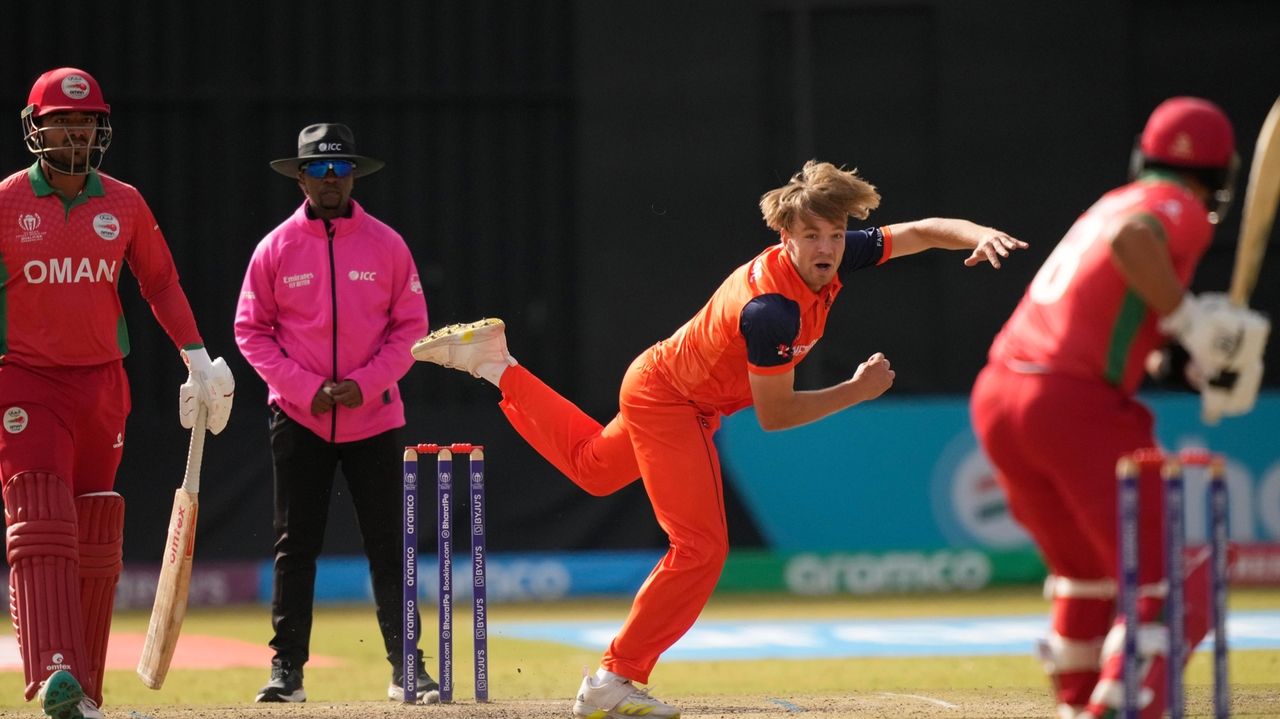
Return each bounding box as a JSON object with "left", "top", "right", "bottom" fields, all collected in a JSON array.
[{"left": 759, "top": 160, "right": 881, "bottom": 232}]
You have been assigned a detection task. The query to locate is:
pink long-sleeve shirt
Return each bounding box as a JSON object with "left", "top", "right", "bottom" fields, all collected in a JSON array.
[{"left": 234, "top": 199, "right": 428, "bottom": 442}]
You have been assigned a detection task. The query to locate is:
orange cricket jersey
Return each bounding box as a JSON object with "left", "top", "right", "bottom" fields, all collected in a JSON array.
[
  {"left": 0, "top": 163, "right": 200, "bottom": 367},
  {"left": 649, "top": 227, "right": 891, "bottom": 414}
]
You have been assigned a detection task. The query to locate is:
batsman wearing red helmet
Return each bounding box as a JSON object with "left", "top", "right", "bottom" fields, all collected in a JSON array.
[
  {"left": 0, "top": 68, "right": 235, "bottom": 718},
  {"left": 971, "top": 97, "right": 1269, "bottom": 718}
]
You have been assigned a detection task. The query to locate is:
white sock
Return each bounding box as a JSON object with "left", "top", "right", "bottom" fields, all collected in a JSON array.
[
  {"left": 475, "top": 356, "right": 517, "bottom": 387},
  {"left": 594, "top": 668, "right": 625, "bottom": 686}
]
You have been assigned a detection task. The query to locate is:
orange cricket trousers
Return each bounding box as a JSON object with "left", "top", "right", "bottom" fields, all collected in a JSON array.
[{"left": 497, "top": 349, "right": 728, "bottom": 683}]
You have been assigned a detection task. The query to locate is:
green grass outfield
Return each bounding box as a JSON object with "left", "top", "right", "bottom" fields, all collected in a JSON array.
[{"left": 0, "top": 585, "right": 1276, "bottom": 716}]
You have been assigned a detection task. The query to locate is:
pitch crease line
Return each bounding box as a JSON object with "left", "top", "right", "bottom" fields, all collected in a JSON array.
[{"left": 878, "top": 692, "right": 959, "bottom": 709}]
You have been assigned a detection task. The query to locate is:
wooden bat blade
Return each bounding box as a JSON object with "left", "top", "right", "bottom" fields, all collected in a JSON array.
[
  {"left": 137, "top": 487, "right": 199, "bottom": 689},
  {"left": 137, "top": 408, "right": 206, "bottom": 689},
  {"left": 1230, "top": 95, "right": 1280, "bottom": 307}
]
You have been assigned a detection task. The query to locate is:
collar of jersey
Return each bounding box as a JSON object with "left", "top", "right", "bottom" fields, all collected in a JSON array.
[
  {"left": 27, "top": 161, "right": 105, "bottom": 198},
  {"left": 1137, "top": 168, "right": 1191, "bottom": 188},
  {"left": 299, "top": 197, "right": 363, "bottom": 237},
  {"left": 766, "top": 242, "right": 841, "bottom": 308}
]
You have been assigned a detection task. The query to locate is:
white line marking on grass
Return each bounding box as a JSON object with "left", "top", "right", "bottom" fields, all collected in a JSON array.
[
  {"left": 878, "top": 692, "right": 959, "bottom": 709},
  {"left": 768, "top": 697, "right": 806, "bottom": 712}
]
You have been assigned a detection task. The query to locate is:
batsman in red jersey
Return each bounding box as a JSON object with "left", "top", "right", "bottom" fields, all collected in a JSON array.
[
  {"left": 413, "top": 160, "right": 1026, "bottom": 719},
  {"left": 0, "top": 68, "right": 235, "bottom": 719},
  {"left": 971, "top": 97, "right": 1269, "bottom": 718}
]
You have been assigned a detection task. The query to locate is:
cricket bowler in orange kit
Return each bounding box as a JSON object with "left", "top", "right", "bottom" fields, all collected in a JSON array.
[
  {"left": 0, "top": 68, "right": 235, "bottom": 719},
  {"left": 971, "top": 98, "right": 1268, "bottom": 718},
  {"left": 412, "top": 160, "right": 1027, "bottom": 719}
]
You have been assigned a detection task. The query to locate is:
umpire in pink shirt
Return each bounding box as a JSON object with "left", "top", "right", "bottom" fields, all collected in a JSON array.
[{"left": 234, "top": 123, "right": 434, "bottom": 703}]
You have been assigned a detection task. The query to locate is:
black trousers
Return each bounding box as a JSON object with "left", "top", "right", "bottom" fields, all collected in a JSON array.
[{"left": 266, "top": 409, "right": 419, "bottom": 671}]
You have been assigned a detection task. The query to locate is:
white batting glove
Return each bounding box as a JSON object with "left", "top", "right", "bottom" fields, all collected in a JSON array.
[
  {"left": 1202, "top": 358, "right": 1264, "bottom": 425},
  {"left": 1159, "top": 293, "right": 1265, "bottom": 369},
  {"left": 179, "top": 347, "right": 235, "bottom": 434},
  {"left": 1162, "top": 292, "right": 1271, "bottom": 425},
  {"left": 1159, "top": 294, "right": 1211, "bottom": 366}
]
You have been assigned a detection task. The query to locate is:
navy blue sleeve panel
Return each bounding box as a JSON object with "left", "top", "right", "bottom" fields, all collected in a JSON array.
[
  {"left": 840, "top": 227, "right": 887, "bottom": 276},
  {"left": 740, "top": 293, "right": 802, "bottom": 367}
]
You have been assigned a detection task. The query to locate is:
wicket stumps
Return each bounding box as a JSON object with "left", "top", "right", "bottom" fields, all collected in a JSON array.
[
  {"left": 403, "top": 443, "right": 489, "bottom": 704},
  {"left": 1115, "top": 448, "right": 1229, "bottom": 719}
]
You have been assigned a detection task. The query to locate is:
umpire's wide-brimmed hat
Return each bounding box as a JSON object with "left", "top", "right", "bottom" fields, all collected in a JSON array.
[{"left": 269, "top": 123, "right": 385, "bottom": 178}]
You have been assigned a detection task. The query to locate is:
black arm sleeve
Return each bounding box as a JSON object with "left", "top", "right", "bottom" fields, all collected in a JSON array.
[
  {"left": 839, "top": 227, "right": 887, "bottom": 276},
  {"left": 740, "top": 294, "right": 802, "bottom": 367}
]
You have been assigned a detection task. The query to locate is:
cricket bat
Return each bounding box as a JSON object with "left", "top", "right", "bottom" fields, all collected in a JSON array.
[
  {"left": 1229, "top": 94, "right": 1280, "bottom": 308},
  {"left": 137, "top": 406, "right": 206, "bottom": 689}
]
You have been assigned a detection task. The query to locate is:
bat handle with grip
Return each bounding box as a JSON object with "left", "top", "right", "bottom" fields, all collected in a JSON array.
[{"left": 183, "top": 406, "right": 207, "bottom": 494}]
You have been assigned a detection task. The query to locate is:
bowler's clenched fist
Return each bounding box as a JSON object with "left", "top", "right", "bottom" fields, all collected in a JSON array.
[{"left": 852, "top": 352, "right": 895, "bottom": 401}]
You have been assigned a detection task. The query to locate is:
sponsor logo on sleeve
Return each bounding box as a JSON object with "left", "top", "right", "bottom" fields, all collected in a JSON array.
[
  {"left": 282, "top": 272, "right": 314, "bottom": 289},
  {"left": 776, "top": 339, "right": 817, "bottom": 360}
]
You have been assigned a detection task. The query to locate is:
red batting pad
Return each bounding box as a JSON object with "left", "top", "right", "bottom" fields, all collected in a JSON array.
[
  {"left": 76, "top": 492, "right": 123, "bottom": 705},
  {"left": 1047, "top": 593, "right": 1112, "bottom": 708},
  {"left": 3, "top": 471, "right": 87, "bottom": 700}
]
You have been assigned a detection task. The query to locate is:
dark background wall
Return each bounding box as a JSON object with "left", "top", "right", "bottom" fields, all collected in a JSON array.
[{"left": 2, "top": 1, "right": 1278, "bottom": 563}]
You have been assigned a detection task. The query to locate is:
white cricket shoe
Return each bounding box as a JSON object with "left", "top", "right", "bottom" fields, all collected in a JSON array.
[
  {"left": 411, "top": 318, "right": 515, "bottom": 377},
  {"left": 572, "top": 673, "right": 681, "bottom": 719},
  {"left": 76, "top": 698, "right": 104, "bottom": 719}
]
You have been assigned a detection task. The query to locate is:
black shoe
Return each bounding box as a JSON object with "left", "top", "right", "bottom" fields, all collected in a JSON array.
[
  {"left": 255, "top": 658, "right": 306, "bottom": 702},
  {"left": 389, "top": 665, "right": 440, "bottom": 704}
]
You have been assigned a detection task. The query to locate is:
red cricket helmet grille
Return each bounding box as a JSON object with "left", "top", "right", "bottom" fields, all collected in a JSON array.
[{"left": 1140, "top": 97, "right": 1234, "bottom": 169}]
